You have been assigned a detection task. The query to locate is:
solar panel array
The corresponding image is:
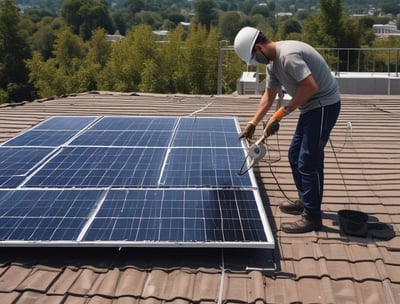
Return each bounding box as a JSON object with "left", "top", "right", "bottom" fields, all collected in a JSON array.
[{"left": 0, "top": 116, "right": 274, "bottom": 248}]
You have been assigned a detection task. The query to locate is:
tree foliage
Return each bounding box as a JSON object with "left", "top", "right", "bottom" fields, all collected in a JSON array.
[
  {"left": 61, "top": 0, "right": 114, "bottom": 40},
  {"left": 218, "top": 11, "right": 241, "bottom": 43},
  {"left": 0, "top": 0, "right": 34, "bottom": 102},
  {"left": 303, "top": 0, "right": 343, "bottom": 48},
  {"left": 0, "top": 0, "right": 397, "bottom": 102},
  {"left": 194, "top": 0, "right": 218, "bottom": 31}
]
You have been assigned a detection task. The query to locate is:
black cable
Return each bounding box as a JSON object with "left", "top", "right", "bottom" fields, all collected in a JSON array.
[
  {"left": 261, "top": 124, "right": 351, "bottom": 205},
  {"left": 261, "top": 132, "right": 294, "bottom": 203}
]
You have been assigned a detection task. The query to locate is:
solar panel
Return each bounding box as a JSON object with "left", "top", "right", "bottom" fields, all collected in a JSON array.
[
  {"left": 3, "top": 116, "right": 98, "bottom": 147},
  {"left": 0, "top": 189, "right": 103, "bottom": 241},
  {"left": 33, "top": 115, "right": 98, "bottom": 130},
  {"left": 24, "top": 147, "right": 167, "bottom": 188},
  {"left": 159, "top": 148, "right": 252, "bottom": 187},
  {"left": 0, "top": 147, "right": 54, "bottom": 188},
  {"left": 70, "top": 130, "right": 172, "bottom": 147},
  {"left": 83, "top": 189, "right": 267, "bottom": 244},
  {"left": 0, "top": 115, "right": 274, "bottom": 248}
]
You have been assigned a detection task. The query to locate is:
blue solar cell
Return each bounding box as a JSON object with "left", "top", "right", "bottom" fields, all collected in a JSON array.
[
  {"left": 0, "top": 147, "right": 54, "bottom": 188},
  {"left": 159, "top": 148, "right": 252, "bottom": 187},
  {"left": 34, "top": 116, "right": 98, "bottom": 130},
  {"left": 83, "top": 189, "right": 267, "bottom": 243},
  {"left": 90, "top": 116, "right": 177, "bottom": 131},
  {"left": 70, "top": 130, "right": 173, "bottom": 147},
  {"left": 3, "top": 130, "right": 79, "bottom": 147},
  {"left": 178, "top": 117, "right": 238, "bottom": 132},
  {"left": 25, "top": 146, "right": 167, "bottom": 187},
  {"left": 172, "top": 131, "right": 241, "bottom": 148},
  {"left": 0, "top": 189, "right": 103, "bottom": 241}
]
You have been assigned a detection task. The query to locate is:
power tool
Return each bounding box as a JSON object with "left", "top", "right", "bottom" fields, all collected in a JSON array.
[
  {"left": 238, "top": 116, "right": 281, "bottom": 175},
  {"left": 238, "top": 133, "right": 268, "bottom": 176}
]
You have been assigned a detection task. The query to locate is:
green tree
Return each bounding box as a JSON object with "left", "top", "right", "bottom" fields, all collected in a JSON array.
[
  {"left": 61, "top": 0, "right": 114, "bottom": 40},
  {"left": 302, "top": 0, "right": 362, "bottom": 72},
  {"left": 303, "top": 0, "right": 343, "bottom": 47},
  {"left": 368, "top": 37, "right": 400, "bottom": 73},
  {"left": 162, "top": 11, "right": 185, "bottom": 26},
  {"left": 139, "top": 59, "right": 160, "bottom": 92},
  {"left": 126, "top": 0, "right": 144, "bottom": 15},
  {"left": 218, "top": 11, "right": 241, "bottom": 43},
  {"left": 238, "top": 0, "right": 258, "bottom": 16},
  {"left": 183, "top": 24, "right": 218, "bottom": 94},
  {"left": 24, "top": 8, "right": 55, "bottom": 23},
  {"left": 81, "top": 28, "right": 112, "bottom": 91},
  {"left": 158, "top": 25, "right": 186, "bottom": 93},
  {"left": 302, "top": 0, "right": 360, "bottom": 47},
  {"left": 381, "top": 3, "right": 400, "bottom": 15},
  {"left": 221, "top": 50, "right": 243, "bottom": 94},
  {"left": 277, "top": 18, "right": 302, "bottom": 40},
  {"left": 86, "top": 28, "right": 111, "bottom": 68},
  {"left": 27, "top": 52, "right": 60, "bottom": 97},
  {"left": 251, "top": 4, "right": 270, "bottom": 18},
  {"left": 98, "top": 25, "right": 157, "bottom": 92},
  {"left": 203, "top": 26, "right": 219, "bottom": 93},
  {"left": 28, "top": 27, "right": 88, "bottom": 97},
  {"left": 0, "top": 0, "right": 34, "bottom": 102},
  {"left": 53, "top": 28, "right": 86, "bottom": 71},
  {"left": 133, "top": 11, "right": 162, "bottom": 28},
  {"left": 110, "top": 12, "right": 127, "bottom": 35},
  {"left": 194, "top": 0, "right": 218, "bottom": 31},
  {"left": 30, "top": 22, "right": 57, "bottom": 60}
]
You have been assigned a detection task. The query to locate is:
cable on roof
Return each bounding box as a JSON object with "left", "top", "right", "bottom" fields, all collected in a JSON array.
[{"left": 257, "top": 120, "right": 353, "bottom": 205}]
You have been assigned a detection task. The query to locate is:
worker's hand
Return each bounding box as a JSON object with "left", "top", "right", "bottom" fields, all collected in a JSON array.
[
  {"left": 239, "top": 122, "right": 256, "bottom": 140},
  {"left": 264, "top": 106, "right": 288, "bottom": 137},
  {"left": 264, "top": 118, "right": 280, "bottom": 137}
]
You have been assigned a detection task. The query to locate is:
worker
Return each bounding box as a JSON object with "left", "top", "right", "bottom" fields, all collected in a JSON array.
[{"left": 234, "top": 27, "right": 341, "bottom": 233}]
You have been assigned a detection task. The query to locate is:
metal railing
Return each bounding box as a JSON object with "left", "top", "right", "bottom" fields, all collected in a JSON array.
[
  {"left": 317, "top": 47, "right": 400, "bottom": 76},
  {"left": 217, "top": 47, "right": 400, "bottom": 94}
]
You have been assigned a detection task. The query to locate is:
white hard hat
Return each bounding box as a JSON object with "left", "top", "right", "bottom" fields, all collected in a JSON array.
[{"left": 234, "top": 27, "right": 260, "bottom": 65}]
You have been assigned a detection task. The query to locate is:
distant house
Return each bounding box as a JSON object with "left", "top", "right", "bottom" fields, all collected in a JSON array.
[
  {"left": 373, "top": 24, "right": 400, "bottom": 37},
  {"left": 106, "top": 34, "right": 125, "bottom": 42}
]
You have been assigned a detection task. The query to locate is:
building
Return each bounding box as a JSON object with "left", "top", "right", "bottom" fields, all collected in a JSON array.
[{"left": 373, "top": 24, "right": 400, "bottom": 37}]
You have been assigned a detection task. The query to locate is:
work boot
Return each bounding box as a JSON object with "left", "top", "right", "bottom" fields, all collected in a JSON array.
[
  {"left": 279, "top": 199, "right": 304, "bottom": 215},
  {"left": 281, "top": 215, "right": 322, "bottom": 233}
]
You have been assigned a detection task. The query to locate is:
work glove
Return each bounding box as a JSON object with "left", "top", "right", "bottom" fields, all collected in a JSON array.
[
  {"left": 239, "top": 121, "right": 256, "bottom": 140},
  {"left": 264, "top": 106, "right": 289, "bottom": 137},
  {"left": 264, "top": 118, "right": 280, "bottom": 136}
]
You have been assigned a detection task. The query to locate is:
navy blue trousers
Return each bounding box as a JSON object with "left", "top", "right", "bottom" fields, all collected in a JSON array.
[{"left": 288, "top": 101, "right": 341, "bottom": 219}]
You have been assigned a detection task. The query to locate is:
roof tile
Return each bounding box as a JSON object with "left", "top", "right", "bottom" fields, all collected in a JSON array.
[
  {"left": 63, "top": 294, "right": 87, "bottom": 304},
  {"left": 87, "top": 295, "right": 113, "bottom": 304},
  {"left": 163, "top": 270, "right": 195, "bottom": 300},
  {"left": 16, "top": 266, "right": 60, "bottom": 293},
  {"left": 15, "top": 291, "right": 63, "bottom": 304},
  {"left": 69, "top": 268, "right": 100, "bottom": 295},
  {"left": 94, "top": 267, "right": 121, "bottom": 297},
  {"left": 1, "top": 93, "right": 400, "bottom": 304},
  {"left": 0, "top": 291, "right": 20, "bottom": 304},
  {"left": 47, "top": 267, "right": 80, "bottom": 295},
  {"left": 384, "top": 264, "right": 400, "bottom": 283},
  {"left": 141, "top": 269, "right": 169, "bottom": 299},
  {"left": 0, "top": 265, "right": 31, "bottom": 292},
  {"left": 191, "top": 272, "right": 220, "bottom": 302},
  {"left": 114, "top": 268, "right": 148, "bottom": 297},
  {"left": 223, "top": 272, "right": 265, "bottom": 302},
  {"left": 112, "top": 297, "right": 139, "bottom": 304}
]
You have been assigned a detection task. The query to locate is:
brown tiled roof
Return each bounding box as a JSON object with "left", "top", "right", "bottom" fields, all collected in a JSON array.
[{"left": 0, "top": 92, "right": 399, "bottom": 303}]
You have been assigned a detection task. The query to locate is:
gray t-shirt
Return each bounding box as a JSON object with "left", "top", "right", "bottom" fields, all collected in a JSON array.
[{"left": 267, "top": 40, "right": 340, "bottom": 113}]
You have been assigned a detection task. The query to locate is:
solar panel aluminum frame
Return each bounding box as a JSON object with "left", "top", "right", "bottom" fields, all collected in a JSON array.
[{"left": 0, "top": 115, "right": 275, "bottom": 249}]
